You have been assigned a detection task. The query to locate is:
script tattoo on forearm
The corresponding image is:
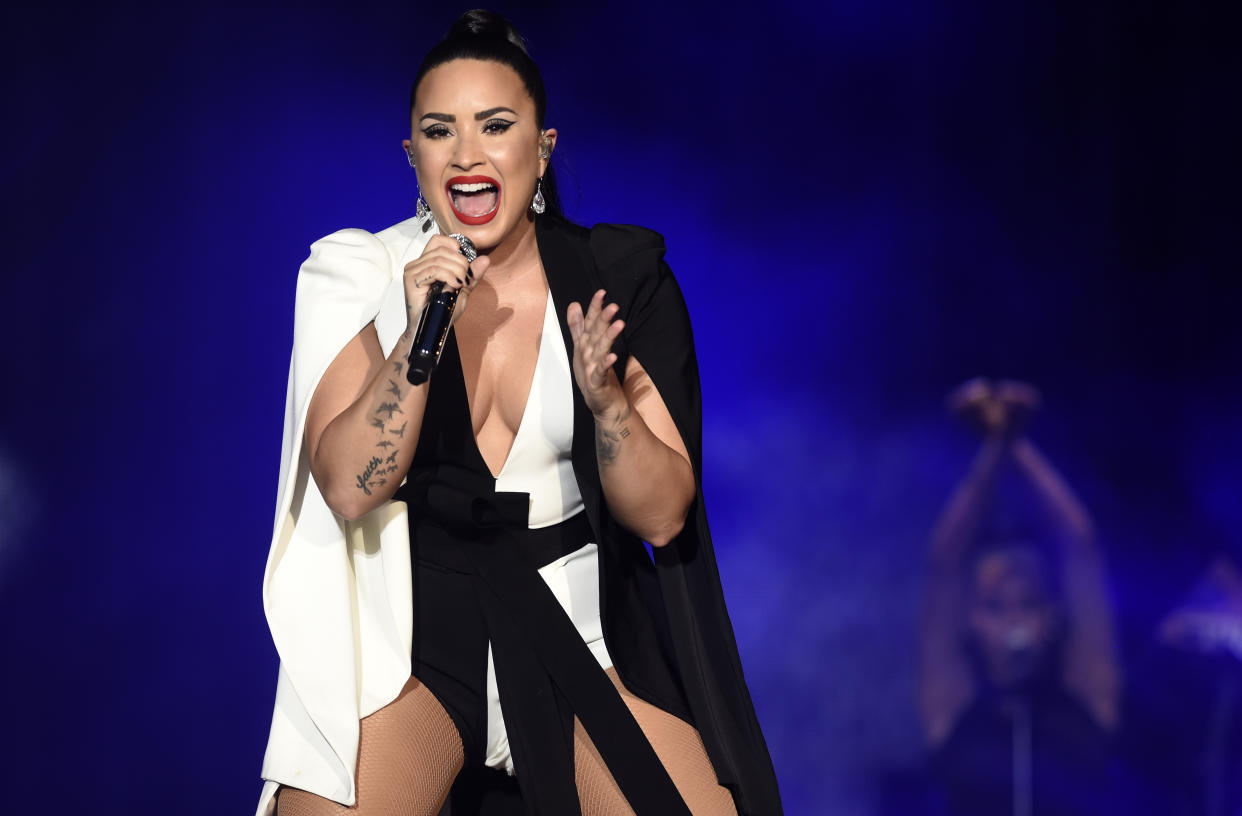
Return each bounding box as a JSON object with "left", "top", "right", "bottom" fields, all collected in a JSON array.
[
  {"left": 356, "top": 456, "right": 383, "bottom": 494},
  {"left": 595, "top": 404, "right": 633, "bottom": 467},
  {"left": 355, "top": 373, "right": 409, "bottom": 494}
]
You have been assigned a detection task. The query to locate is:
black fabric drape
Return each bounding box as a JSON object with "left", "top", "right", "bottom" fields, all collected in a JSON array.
[
  {"left": 537, "top": 214, "right": 784, "bottom": 815},
  {"left": 404, "top": 214, "right": 782, "bottom": 815}
]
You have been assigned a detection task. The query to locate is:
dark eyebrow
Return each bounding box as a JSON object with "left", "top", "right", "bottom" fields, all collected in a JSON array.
[
  {"left": 419, "top": 112, "right": 454, "bottom": 123},
  {"left": 475, "top": 107, "right": 517, "bottom": 120}
]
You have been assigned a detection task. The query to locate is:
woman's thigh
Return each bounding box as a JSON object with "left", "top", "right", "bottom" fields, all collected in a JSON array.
[
  {"left": 574, "top": 668, "right": 738, "bottom": 816},
  {"left": 276, "top": 676, "right": 464, "bottom": 816}
]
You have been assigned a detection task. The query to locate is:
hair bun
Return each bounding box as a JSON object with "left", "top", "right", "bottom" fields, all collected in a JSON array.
[{"left": 447, "top": 9, "right": 529, "bottom": 55}]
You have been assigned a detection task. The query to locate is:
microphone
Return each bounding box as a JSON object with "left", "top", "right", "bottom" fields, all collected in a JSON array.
[{"left": 406, "top": 233, "right": 477, "bottom": 385}]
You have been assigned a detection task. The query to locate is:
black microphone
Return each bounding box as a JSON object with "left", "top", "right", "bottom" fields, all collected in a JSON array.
[{"left": 406, "top": 233, "right": 477, "bottom": 385}]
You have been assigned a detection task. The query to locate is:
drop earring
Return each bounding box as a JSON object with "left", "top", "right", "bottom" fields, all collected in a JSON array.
[
  {"left": 531, "top": 177, "right": 546, "bottom": 215},
  {"left": 407, "top": 149, "right": 431, "bottom": 223}
]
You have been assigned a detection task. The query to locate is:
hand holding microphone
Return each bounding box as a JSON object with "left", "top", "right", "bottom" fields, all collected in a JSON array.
[{"left": 402, "top": 233, "right": 489, "bottom": 385}]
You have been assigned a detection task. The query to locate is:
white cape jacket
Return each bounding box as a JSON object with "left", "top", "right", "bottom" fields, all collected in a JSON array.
[{"left": 256, "top": 215, "right": 438, "bottom": 815}]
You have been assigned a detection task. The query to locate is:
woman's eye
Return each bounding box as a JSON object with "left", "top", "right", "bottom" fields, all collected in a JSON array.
[
  {"left": 483, "top": 119, "right": 515, "bottom": 134},
  {"left": 421, "top": 125, "right": 451, "bottom": 139}
]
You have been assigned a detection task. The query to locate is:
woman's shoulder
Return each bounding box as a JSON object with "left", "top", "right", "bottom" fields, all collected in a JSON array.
[
  {"left": 587, "top": 222, "right": 667, "bottom": 271},
  {"left": 302, "top": 227, "right": 389, "bottom": 273},
  {"left": 539, "top": 215, "right": 666, "bottom": 267},
  {"left": 300, "top": 216, "right": 429, "bottom": 284}
]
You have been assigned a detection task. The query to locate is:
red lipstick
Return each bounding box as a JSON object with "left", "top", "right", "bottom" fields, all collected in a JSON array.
[{"left": 445, "top": 175, "right": 501, "bottom": 225}]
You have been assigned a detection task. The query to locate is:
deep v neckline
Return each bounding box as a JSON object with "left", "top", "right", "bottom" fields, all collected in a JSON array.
[{"left": 452, "top": 289, "right": 552, "bottom": 481}]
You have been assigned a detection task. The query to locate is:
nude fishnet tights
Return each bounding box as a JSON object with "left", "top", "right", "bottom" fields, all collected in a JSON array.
[
  {"left": 574, "top": 668, "right": 739, "bottom": 816},
  {"left": 275, "top": 669, "right": 736, "bottom": 816},
  {"left": 276, "top": 676, "right": 462, "bottom": 816}
]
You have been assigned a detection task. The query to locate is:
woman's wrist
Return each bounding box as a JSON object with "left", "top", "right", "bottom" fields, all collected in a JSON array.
[{"left": 591, "top": 392, "right": 631, "bottom": 425}]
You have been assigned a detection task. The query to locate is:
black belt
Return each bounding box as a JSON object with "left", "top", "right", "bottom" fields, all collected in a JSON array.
[{"left": 395, "top": 464, "right": 691, "bottom": 816}]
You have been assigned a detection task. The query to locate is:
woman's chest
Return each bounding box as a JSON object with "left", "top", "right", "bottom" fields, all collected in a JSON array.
[{"left": 454, "top": 288, "right": 555, "bottom": 472}]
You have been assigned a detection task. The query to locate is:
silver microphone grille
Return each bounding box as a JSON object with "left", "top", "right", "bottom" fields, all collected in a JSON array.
[{"left": 449, "top": 233, "right": 478, "bottom": 262}]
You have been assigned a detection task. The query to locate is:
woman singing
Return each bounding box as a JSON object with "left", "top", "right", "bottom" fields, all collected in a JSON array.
[{"left": 256, "top": 11, "right": 781, "bottom": 816}]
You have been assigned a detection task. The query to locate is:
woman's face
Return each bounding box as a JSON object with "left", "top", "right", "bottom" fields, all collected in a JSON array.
[
  {"left": 404, "top": 58, "right": 555, "bottom": 252},
  {"left": 968, "top": 549, "right": 1058, "bottom": 689}
]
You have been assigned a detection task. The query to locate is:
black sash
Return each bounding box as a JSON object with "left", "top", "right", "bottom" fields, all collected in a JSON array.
[{"left": 394, "top": 466, "right": 690, "bottom": 816}]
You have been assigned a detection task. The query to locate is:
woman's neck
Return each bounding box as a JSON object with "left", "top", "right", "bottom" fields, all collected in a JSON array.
[{"left": 479, "top": 218, "right": 543, "bottom": 291}]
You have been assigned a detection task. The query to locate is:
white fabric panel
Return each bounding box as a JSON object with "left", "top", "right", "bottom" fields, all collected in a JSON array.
[{"left": 483, "top": 296, "right": 610, "bottom": 773}]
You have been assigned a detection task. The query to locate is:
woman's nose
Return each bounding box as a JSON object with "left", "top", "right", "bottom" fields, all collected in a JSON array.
[{"left": 451, "top": 130, "right": 485, "bottom": 170}]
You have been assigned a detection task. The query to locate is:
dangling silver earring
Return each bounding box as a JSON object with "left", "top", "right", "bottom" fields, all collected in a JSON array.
[
  {"left": 407, "top": 149, "right": 431, "bottom": 224},
  {"left": 531, "top": 177, "right": 546, "bottom": 215}
]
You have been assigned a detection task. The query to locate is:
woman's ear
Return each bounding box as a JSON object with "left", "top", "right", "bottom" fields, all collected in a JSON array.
[{"left": 538, "top": 128, "right": 558, "bottom": 175}]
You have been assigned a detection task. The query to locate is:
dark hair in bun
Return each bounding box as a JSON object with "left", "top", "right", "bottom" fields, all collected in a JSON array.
[{"left": 409, "top": 10, "right": 561, "bottom": 218}]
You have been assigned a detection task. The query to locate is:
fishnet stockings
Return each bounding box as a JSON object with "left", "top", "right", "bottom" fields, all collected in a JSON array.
[
  {"left": 275, "top": 669, "right": 736, "bottom": 816},
  {"left": 574, "top": 668, "right": 739, "bottom": 816},
  {"left": 276, "top": 676, "right": 463, "bottom": 816}
]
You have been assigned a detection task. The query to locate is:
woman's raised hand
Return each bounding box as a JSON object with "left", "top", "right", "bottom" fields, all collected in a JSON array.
[
  {"left": 568, "top": 289, "right": 627, "bottom": 417},
  {"left": 946, "top": 377, "right": 1042, "bottom": 439},
  {"left": 401, "top": 234, "right": 491, "bottom": 336}
]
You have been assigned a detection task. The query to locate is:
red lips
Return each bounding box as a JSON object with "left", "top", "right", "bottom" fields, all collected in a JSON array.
[{"left": 445, "top": 175, "right": 501, "bottom": 225}]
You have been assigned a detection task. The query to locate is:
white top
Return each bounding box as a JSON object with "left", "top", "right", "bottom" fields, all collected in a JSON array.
[
  {"left": 257, "top": 215, "right": 613, "bottom": 814},
  {"left": 260, "top": 217, "right": 448, "bottom": 815},
  {"left": 482, "top": 293, "right": 613, "bottom": 773}
]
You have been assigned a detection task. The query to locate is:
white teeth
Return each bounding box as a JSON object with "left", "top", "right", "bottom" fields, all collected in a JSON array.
[{"left": 450, "top": 182, "right": 496, "bottom": 192}]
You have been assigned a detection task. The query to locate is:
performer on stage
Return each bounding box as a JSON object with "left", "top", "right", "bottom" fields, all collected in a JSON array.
[
  {"left": 918, "top": 379, "right": 1121, "bottom": 816},
  {"left": 256, "top": 10, "right": 781, "bottom": 816}
]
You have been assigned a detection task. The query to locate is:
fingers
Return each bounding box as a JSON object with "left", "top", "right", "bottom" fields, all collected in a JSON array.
[
  {"left": 468, "top": 253, "right": 490, "bottom": 283},
  {"left": 946, "top": 377, "right": 992, "bottom": 414},
  {"left": 567, "top": 290, "right": 626, "bottom": 393},
  {"left": 995, "top": 379, "right": 1042, "bottom": 410},
  {"left": 584, "top": 289, "right": 606, "bottom": 324},
  {"left": 568, "top": 291, "right": 621, "bottom": 350},
  {"left": 403, "top": 236, "right": 485, "bottom": 315},
  {"left": 405, "top": 236, "right": 472, "bottom": 285}
]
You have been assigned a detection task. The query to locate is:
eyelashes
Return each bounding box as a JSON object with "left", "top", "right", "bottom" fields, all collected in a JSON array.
[{"left": 420, "top": 119, "right": 516, "bottom": 140}]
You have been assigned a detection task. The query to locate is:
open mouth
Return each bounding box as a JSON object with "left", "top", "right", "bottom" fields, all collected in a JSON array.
[{"left": 446, "top": 176, "right": 500, "bottom": 225}]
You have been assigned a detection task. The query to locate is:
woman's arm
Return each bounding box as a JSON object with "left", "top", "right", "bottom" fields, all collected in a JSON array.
[
  {"left": 1010, "top": 434, "right": 1121, "bottom": 731},
  {"left": 919, "top": 378, "right": 1013, "bottom": 745},
  {"left": 305, "top": 235, "right": 489, "bottom": 520},
  {"left": 919, "top": 433, "right": 1005, "bottom": 746},
  {"left": 304, "top": 325, "right": 427, "bottom": 521},
  {"left": 568, "top": 290, "right": 695, "bottom": 548}
]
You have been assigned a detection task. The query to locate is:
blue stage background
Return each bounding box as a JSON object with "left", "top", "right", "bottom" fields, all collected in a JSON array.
[{"left": 1, "top": 2, "right": 1238, "bottom": 813}]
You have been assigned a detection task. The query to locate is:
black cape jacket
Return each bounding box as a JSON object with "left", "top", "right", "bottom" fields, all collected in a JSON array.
[{"left": 529, "top": 213, "right": 782, "bottom": 814}]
